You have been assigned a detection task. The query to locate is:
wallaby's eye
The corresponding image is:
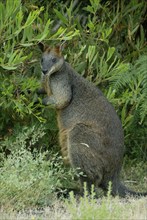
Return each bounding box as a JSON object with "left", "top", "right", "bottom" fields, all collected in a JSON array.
[{"left": 52, "top": 57, "right": 57, "bottom": 63}]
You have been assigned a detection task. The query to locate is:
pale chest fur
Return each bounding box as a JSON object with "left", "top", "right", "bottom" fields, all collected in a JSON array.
[{"left": 41, "top": 74, "right": 52, "bottom": 96}]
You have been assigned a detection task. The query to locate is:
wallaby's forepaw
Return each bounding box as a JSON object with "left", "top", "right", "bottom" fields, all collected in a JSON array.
[
  {"left": 42, "top": 97, "right": 55, "bottom": 107},
  {"left": 42, "top": 97, "right": 49, "bottom": 105},
  {"left": 37, "top": 88, "right": 46, "bottom": 95}
]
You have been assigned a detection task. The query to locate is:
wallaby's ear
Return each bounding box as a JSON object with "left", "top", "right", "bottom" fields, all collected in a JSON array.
[
  {"left": 38, "top": 42, "right": 45, "bottom": 52},
  {"left": 54, "top": 46, "right": 62, "bottom": 56},
  {"left": 54, "top": 41, "right": 66, "bottom": 56},
  {"left": 38, "top": 42, "right": 51, "bottom": 53},
  {"left": 38, "top": 42, "right": 49, "bottom": 52}
]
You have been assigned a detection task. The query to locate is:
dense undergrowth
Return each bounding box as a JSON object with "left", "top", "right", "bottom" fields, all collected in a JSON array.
[{"left": 0, "top": 0, "right": 147, "bottom": 212}]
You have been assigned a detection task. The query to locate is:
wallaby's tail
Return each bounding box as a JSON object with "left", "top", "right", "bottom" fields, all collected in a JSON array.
[{"left": 114, "top": 182, "right": 147, "bottom": 197}]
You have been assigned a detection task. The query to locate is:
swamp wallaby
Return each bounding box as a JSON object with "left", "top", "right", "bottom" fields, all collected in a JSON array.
[{"left": 37, "top": 42, "right": 147, "bottom": 197}]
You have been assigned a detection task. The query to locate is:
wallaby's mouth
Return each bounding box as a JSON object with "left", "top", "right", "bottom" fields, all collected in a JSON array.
[
  {"left": 41, "top": 67, "right": 54, "bottom": 76},
  {"left": 41, "top": 67, "right": 60, "bottom": 76}
]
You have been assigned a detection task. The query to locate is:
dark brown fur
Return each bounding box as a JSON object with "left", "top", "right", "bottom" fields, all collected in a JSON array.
[{"left": 37, "top": 43, "right": 147, "bottom": 197}]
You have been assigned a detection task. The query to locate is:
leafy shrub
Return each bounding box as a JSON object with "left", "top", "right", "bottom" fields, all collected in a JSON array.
[
  {"left": 0, "top": 124, "right": 79, "bottom": 210},
  {"left": 0, "top": 147, "right": 78, "bottom": 210},
  {"left": 0, "top": 123, "right": 46, "bottom": 156},
  {"left": 109, "top": 55, "right": 147, "bottom": 159},
  {"left": 0, "top": 0, "right": 79, "bottom": 153}
]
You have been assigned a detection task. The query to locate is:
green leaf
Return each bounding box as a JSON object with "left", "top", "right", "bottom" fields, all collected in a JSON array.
[
  {"left": 1, "top": 65, "right": 17, "bottom": 70},
  {"left": 83, "top": 6, "right": 94, "bottom": 14},
  {"left": 20, "top": 43, "right": 33, "bottom": 47},
  {"left": 54, "top": 9, "right": 68, "bottom": 25},
  {"left": 107, "top": 47, "right": 115, "bottom": 61},
  {"left": 87, "top": 45, "right": 96, "bottom": 63},
  {"left": 35, "top": 19, "right": 51, "bottom": 42}
]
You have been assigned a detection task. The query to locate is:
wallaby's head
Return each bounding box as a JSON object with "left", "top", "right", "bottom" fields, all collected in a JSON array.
[{"left": 38, "top": 43, "right": 64, "bottom": 76}]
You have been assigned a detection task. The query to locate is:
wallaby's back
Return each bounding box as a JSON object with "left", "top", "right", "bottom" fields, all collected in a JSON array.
[{"left": 56, "top": 63, "right": 124, "bottom": 187}]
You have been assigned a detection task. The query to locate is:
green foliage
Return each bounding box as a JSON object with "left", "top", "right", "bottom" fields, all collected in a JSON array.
[
  {"left": 0, "top": 0, "right": 146, "bottom": 158},
  {"left": 0, "top": 0, "right": 79, "bottom": 153},
  {"left": 110, "top": 55, "right": 147, "bottom": 123},
  {"left": 0, "top": 124, "right": 80, "bottom": 210},
  {"left": 122, "top": 157, "right": 147, "bottom": 192},
  {"left": 0, "top": 124, "right": 45, "bottom": 155},
  {"left": 107, "top": 55, "right": 147, "bottom": 159},
  {"left": 0, "top": 147, "right": 78, "bottom": 209},
  {"left": 0, "top": 0, "right": 147, "bottom": 212},
  {"left": 1, "top": 149, "right": 57, "bottom": 209}
]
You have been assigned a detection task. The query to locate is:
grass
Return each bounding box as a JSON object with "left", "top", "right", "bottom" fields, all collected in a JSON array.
[
  {"left": 121, "top": 158, "right": 147, "bottom": 193},
  {"left": 66, "top": 184, "right": 147, "bottom": 220},
  {"left": 0, "top": 194, "right": 146, "bottom": 220},
  {"left": 0, "top": 149, "right": 146, "bottom": 220}
]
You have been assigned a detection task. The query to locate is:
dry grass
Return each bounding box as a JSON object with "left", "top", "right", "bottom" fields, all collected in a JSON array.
[
  {"left": 0, "top": 201, "right": 69, "bottom": 220},
  {"left": 0, "top": 196, "right": 146, "bottom": 220}
]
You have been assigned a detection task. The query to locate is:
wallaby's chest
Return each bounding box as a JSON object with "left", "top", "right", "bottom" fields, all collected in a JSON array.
[{"left": 41, "top": 74, "right": 52, "bottom": 96}]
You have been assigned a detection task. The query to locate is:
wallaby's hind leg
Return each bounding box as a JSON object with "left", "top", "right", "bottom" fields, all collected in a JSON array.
[{"left": 68, "top": 124, "right": 104, "bottom": 192}]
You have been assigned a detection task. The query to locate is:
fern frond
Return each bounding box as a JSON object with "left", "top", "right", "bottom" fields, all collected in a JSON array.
[
  {"left": 139, "top": 95, "right": 147, "bottom": 123},
  {"left": 109, "top": 55, "right": 147, "bottom": 124},
  {"left": 109, "top": 66, "right": 132, "bottom": 90},
  {"left": 110, "top": 55, "right": 147, "bottom": 91}
]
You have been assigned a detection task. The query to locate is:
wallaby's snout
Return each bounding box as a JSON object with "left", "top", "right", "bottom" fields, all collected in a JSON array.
[
  {"left": 40, "top": 55, "right": 50, "bottom": 75},
  {"left": 42, "top": 69, "right": 48, "bottom": 75}
]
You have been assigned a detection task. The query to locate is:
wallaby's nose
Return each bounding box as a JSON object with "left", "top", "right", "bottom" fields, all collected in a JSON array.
[{"left": 42, "top": 70, "right": 48, "bottom": 75}]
